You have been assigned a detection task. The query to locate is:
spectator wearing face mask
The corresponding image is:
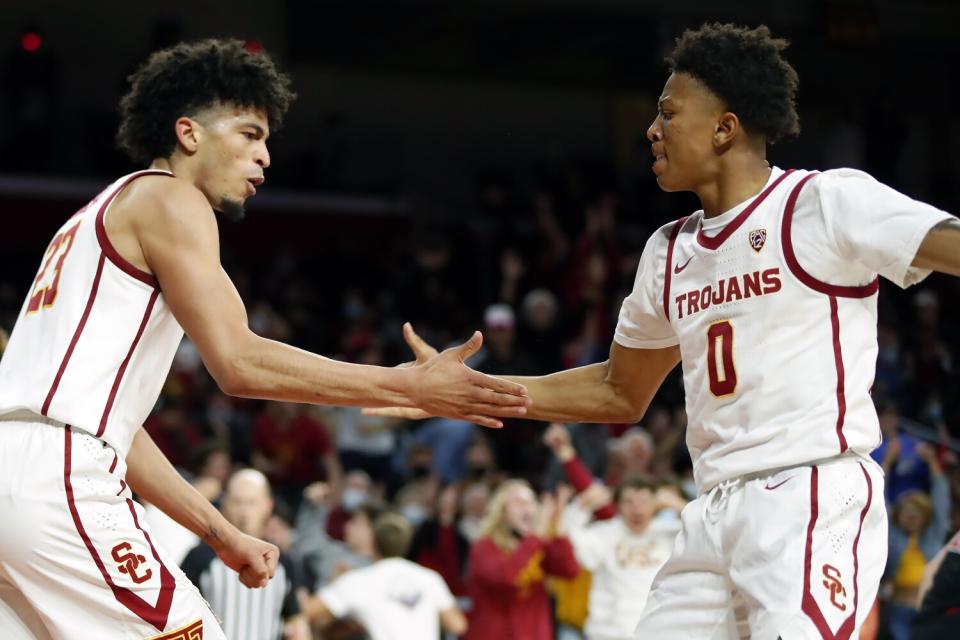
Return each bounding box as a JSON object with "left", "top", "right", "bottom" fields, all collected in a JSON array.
[
  {"left": 319, "top": 470, "right": 373, "bottom": 542},
  {"left": 294, "top": 482, "right": 382, "bottom": 588}
]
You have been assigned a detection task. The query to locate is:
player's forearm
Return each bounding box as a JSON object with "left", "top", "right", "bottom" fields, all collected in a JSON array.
[
  {"left": 217, "top": 335, "right": 417, "bottom": 409},
  {"left": 505, "top": 362, "right": 642, "bottom": 423},
  {"left": 125, "top": 428, "right": 234, "bottom": 546},
  {"left": 913, "top": 219, "right": 960, "bottom": 276}
]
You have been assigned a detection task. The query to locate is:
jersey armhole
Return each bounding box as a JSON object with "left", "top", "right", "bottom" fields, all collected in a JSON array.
[
  {"left": 95, "top": 171, "right": 173, "bottom": 289},
  {"left": 662, "top": 216, "right": 689, "bottom": 321},
  {"left": 780, "top": 173, "right": 878, "bottom": 299}
]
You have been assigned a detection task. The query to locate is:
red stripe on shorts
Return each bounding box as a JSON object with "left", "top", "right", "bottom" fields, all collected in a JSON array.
[
  {"left": 801, "top": 465, "right": 872, "bottom": 640},
  {"left": 63, "top": 426, "right": 176, "bottom": 631}
]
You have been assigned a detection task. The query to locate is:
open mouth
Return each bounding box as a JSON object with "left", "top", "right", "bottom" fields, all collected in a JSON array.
[{"left": 245, "top": 176, "right": 264, "bottom": 196}]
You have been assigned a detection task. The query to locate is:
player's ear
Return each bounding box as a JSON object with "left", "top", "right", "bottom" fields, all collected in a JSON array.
[
  {"left": 174, "top": 116, "right": 202, "bottom": 155},
  {"left": 713, "top": 112, "right": 740, "bottom": 149}
]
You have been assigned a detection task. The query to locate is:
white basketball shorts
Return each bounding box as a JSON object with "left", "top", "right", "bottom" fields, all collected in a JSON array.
[
  {"left": 633, "top": 455, "right": 887, "bottom": 640},
  {"left": 0, "top": 419, "right": 225, "bottom": 639}
]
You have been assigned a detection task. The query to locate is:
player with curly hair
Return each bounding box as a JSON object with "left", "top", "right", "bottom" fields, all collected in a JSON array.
[
  {"left": 374, "top": 23, "right": 960, "bottom": 638},
  {"left": 0, "top": 39, "right": 528, "bottom": 639}
]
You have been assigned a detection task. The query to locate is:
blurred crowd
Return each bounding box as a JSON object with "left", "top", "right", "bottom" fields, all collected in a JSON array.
[{"left": 3, "top": 159, "right": 960, "bottom": 638}]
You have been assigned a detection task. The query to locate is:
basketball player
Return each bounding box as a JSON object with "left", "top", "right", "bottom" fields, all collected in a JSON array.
[
  {"left": 370, "top": 24, "right": 960, "bottom": 639},
  {"left": 0, "top": 39, "right": 528, "bottom": 639}
]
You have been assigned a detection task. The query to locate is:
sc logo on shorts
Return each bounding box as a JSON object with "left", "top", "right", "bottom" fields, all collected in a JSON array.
[
  {"left": 111, "top": 541, "right": 153, "bottom": 584},
  {"left": 821, "top": 564, "right": 847, "bottom": 611}
]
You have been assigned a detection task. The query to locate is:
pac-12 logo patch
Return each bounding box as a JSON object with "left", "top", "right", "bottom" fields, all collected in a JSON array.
[{"left": 749, "top": 228, "right": 767, "bottom": 252}]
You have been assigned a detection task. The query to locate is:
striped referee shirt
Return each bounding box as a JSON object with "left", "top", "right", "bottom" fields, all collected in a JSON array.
[{"left": 182, "top": 544, "right": 302, "bottom": 640}]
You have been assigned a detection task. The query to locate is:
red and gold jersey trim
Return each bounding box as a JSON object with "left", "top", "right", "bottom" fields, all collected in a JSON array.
[{"left": 147, "top": 618, "right": 203, "bottom": 640}]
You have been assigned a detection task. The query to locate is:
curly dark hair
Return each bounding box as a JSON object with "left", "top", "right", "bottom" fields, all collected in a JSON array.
[
  {"left": 666, "top": 23, "right": 800, "bottom": 144},
  {"left": 117, "top": 39, "right": 296, "bottom": 165}
]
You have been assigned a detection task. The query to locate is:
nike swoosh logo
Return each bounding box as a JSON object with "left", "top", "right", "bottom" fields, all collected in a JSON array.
[
  {"left": 674, "top": 256, "right": 694, "bottom": 274},
  {"left": 764, "top": 477, "right": 793, "bottom": 491}
]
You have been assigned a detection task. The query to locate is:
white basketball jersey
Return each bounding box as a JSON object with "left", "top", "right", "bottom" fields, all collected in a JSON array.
[
  {"left": 0, "top": 170, "right": 184, "bottom": 455},
  {"left": 615, "top": 167, "right": 954, "bottom": 491}
]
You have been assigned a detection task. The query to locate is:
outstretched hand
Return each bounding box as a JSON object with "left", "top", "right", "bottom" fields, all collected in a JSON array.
[
  {"left": 401, "top": 321, "right": 439, "bottom": 364},
  {"left": 366, "top": 323, "right": 531, "bottom": 428}
]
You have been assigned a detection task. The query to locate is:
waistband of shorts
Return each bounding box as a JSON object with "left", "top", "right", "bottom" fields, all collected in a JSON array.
[
  {"left": 0, "top": 410, "right": 68, "bottom": 429},
  {"left": 705, "top": 449, "right": 876, "bottom": 493}
]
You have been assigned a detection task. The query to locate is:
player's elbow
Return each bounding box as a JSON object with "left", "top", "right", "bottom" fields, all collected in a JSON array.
[
  {"left": 215, "top": 367, "right": 252, "bottom": 397},
  {"left": 207, "top": 334, "right": 265, "bottom": 397},
  {"left": 615, "top": 396, "right": 650, "bottom": 425},
  {"left": 210, "top": 351, "right": 259, "bottom": 397}
]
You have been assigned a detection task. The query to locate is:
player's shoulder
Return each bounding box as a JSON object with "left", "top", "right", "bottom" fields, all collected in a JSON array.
[
  {"left": 120, "top": 173, "right": 216, "bottom": 232},
  {"left": 801, "top": 167, "right": 882, "bottom": 200},
  {"left": 645, "top": 216, "right": 695, "bottom": 253}
]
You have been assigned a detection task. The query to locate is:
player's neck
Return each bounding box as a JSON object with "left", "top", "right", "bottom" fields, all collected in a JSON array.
[
  {"left": 149, "top": 156, "right": 198, "bottom": 186},
  {"left": 149, "top": 157, "right": 176, "bottom": 175},
  {"left": 696, "top": 156, "right": 772, "bottom": 218}
]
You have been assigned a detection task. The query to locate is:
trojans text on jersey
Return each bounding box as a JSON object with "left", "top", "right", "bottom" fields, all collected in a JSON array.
[{"left": 673, "top": 268, "right": 782, "bottom": 320}]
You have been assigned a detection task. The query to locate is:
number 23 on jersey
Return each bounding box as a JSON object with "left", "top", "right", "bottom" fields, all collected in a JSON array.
[{"left": 26, "top": 220, "right": 81, "bottom": 314}]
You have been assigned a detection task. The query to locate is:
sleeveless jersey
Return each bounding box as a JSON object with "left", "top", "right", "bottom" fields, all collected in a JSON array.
[
  {"left": 0, "top": 170, "right": 184, "bottom": 456},
  {"left": 615, "top": 167, "right": 954, "bottom": 492}
]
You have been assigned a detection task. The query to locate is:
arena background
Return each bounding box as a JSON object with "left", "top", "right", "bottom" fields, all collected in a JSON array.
[{"left": 2, "top": 1, "right": 960, "bottom": 639}]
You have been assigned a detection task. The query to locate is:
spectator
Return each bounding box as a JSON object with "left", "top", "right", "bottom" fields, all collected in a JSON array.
[
  {"left": 542, "top": 422, "right": 609, "bottom": 491},
  {"left": 192, "top": 441, "right": 233, "bottom": 502},
  {"left": 463, "top": 434, "right": 501, "bottom": 487},
  {"left": 321, "top": 469, "right": 375, "bottom": 541},
  {"left": 871, "top": 397, "right": 933, "bottom": 501},
  {"left": 604, "top": 428, "right": 656, "bottom": 487},
  {"left": 181, "top": 469, "right": 310, "bottom": 640},
  {"left": 251, "top": 402, "right": 342, "bottom": 512},
  {"left": 399, "top": 418, "right": 476, "bottom": 485},
  {"left": 458, "top": 482, "right": 491, "bottom": 542},
  {"left": 543, "top": 423, "right": 616, "bottom": 521},
  {"left": 465, "top": 480, "right": 580, "bottom": 640},
  {"left": 475, "top": 304, "right": 543, "bottom": 477},
  {"left": 475, "top": 304, "right": 538, "bottom": 377},
  {"left": 394, "top": 476, "right": 438, "bottom": 529},
  {"left": 408, "top": 484, "right": 470, "bottom": 596},
  {"left": 143, "top": 402, "right": 206, "bottom": 471},
  {"left": 883, "top": 443, "right": 952, "bottom": 640},
  {"left": 561, "top": 480, "right": 682, "bottom": 640},
  {"left": 519, "top": 288, "right": 566, "bottom": 375},
  {"left": 295, "top": 482, "right": 380, "bottom": 588},
  {"left": 332, "top": 406, "right": 400, "bottom": 481},
  {"left": 305, "top": 513, "right": 467, "bottom": 640},
  {"left": 912, "top": 528, "right": 960, "bottom": 639}
]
